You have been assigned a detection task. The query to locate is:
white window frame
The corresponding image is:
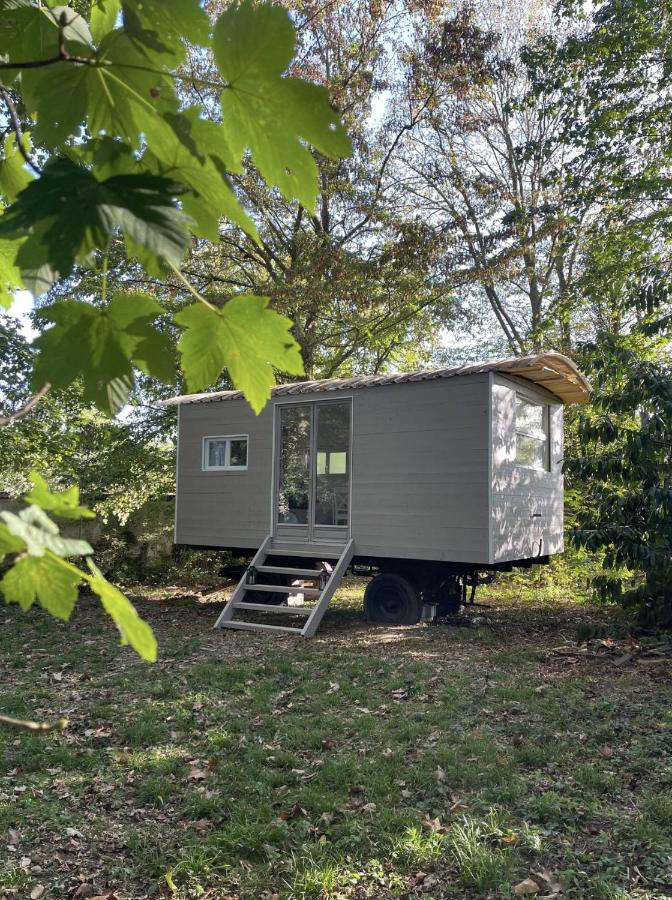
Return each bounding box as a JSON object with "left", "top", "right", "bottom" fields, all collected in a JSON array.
[
  {"left": 514, "top": 395, "right": 550, "bottom": 471},
  {"left": 202, "top": 434, "right": 249, "bottom": 472}
]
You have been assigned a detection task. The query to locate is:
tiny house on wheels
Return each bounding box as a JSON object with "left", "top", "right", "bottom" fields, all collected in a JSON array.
[{"left": 167, "top": 352, "right": 590, "bottom": 637}]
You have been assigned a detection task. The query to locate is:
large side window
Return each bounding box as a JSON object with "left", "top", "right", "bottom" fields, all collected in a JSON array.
[
  {"left": 515, "top": 396, "right": 549, "bottom": 470},
  {"left": 202, "top": 435, "right": 248, "bottom": 471}
]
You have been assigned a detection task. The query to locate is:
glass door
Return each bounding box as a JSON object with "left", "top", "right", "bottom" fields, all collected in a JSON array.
[
  {"left": 312, "top": 400, "right": 351, "bottom": 542},
  {"left": 275, "top": 404, "right": 312, "bottom": 542},
  {"left": 274, "top": 400, "right": 351, "bottom": 543}
]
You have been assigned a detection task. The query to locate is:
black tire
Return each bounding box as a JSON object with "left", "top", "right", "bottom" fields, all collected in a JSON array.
[{"left": 364, "top": 573, "right": 421, "bottom": 625}]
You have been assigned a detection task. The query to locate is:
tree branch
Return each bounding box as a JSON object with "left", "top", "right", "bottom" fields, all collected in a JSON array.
[
  {"left": 0, "top": 713, "right": 68, "bottom": 733},
  {"left": 0, "top": 383, "right": 51, "bottom": 426},
  {"left": 0, "top": 85, "right": 41, "bottom": 175}
]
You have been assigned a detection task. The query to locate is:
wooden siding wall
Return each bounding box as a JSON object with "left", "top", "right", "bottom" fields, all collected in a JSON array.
[
  {"left": 350, "top": 376, "right": 491, "bottom": 562},
  {"left": 175, "top": 374, "right": 492, "bottom": 561},
  {"left": 491, "top": 374, "right": 564, "bottom": 563},
  {"left": 175, "top": 400, "right": 274, "bottom": 548}
]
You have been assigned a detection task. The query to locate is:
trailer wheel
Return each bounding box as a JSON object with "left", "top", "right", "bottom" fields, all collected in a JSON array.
[{"left": 364, "top": 574, "right": 421, "bottom": 625}]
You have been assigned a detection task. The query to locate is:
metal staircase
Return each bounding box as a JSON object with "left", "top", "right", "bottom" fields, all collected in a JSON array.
[{"left": 214, "top": 536, "right": 355, "bottom": 636}]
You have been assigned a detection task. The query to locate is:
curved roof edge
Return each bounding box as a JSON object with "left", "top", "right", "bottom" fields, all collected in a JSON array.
[{"left": 163, "top": 351, "right": 591, "bottom": 407}]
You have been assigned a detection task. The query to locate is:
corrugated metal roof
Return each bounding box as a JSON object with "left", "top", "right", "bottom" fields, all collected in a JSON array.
[{"left": 164, "top": 351, "right": 591, "bottom": 407}]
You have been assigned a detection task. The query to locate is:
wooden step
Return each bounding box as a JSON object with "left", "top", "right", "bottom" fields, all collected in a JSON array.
[
  {"left": 233, "top": 602, "right": 312, "bottom": 615},
  {"left": 244, "top": 583, "right": 321, "bottom": 597},
  {"left": 221, "top": 621, "right": 304, "bottom": 635},
  {"left": 215, "top": 535, "right": 354, "bottom": 637},
  {"left": 256, "top": 565, "right": 323, "bottom": 578},
  {"left": 266, "top": 547, "right": 342, "bottom": 559}
]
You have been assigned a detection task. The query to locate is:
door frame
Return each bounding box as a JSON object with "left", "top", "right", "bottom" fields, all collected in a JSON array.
[{"left": 270, "top": 396, "right": 353, "bottom": 544}]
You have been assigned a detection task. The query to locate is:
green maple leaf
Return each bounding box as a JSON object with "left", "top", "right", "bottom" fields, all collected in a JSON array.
[
  {"left": 174, "top": 294, "right": 304, "bottom": 414},
  {"left": 32, "top": 292, "right": 175, "bottom": 415},
  {"left": 0, "top": 158, "right": 190, "bottom": 295},
  {"left": 122, "top": 0, "right": 210, "bottom": 57},
  {"left": 21, "top": 29, "right": 178, "bottom": 148},
  {"left": 0, "top": 522, "right": 25, "bottom": 562},
  {"left": 213, "top": 1, "right": 351, "bottom": 212},
  {"left": 0, "top": 235, "right": 24, "bottom": 310},
  {"left": 0, "top": 4, "right": 92, "bottom": 86},
  {"left": 0, "top": 506, "right": 93, "bottom": 557},
  {"left": 0, "top": 133, "right": 34, "bottom": 203},
  {"left": 24, "top": 472, "right": 95, "bottom": 521},
  {"left": 0, "top": 553, "right": 81, "bottom": 619},
  {"left": 145, "top": 108, "right": 258, "bottom": 242},
  {"left": 87, "top": 560, "right": 157, "bottom": 661},
  {"left": 90, "top": 0, "right": 121, "bottom": 44}
]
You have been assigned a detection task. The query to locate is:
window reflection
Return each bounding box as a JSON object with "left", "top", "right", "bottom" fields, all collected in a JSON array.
[
  {"left": 277, "top": 405, "right": 311, "bottom": 524},
  {"left": 314, "top": 402, "right": 350, "bottom": 527}
]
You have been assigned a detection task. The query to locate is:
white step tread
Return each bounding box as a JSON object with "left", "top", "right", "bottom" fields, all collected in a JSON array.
[
  {"left": 233, "top": 602, "right": 312, "bottom": 615},
  {"left": 266, "top": 547, "right": 343, "bottom": 558},
  {"left": 221, "top": 620, "right": 304, "bottom": 635},
  {"left": 256, "top": 565, "right": 323, "bottom": 578},
  {"left": 245, "top": 583, "right": 321, "bottom": 597},
  {"left": 214, "top": 535, "right": 355, "bottom": 637}
]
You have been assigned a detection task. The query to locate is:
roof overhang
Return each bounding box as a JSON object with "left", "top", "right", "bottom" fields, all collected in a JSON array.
[{"left": 163, "top": 351, "right": 591, "bottom": 407}]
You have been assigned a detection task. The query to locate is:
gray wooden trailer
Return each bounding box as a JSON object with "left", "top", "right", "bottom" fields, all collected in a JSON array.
[{"left": 166, "top": 352, "right": 590, "bottom": 636}]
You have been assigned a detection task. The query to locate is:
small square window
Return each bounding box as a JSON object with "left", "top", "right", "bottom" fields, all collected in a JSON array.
[{"left": 202, "top": 435, "right": 248, "bottom": 471}]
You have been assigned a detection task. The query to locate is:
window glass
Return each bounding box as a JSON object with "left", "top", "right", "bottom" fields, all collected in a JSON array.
[
  {"left": 229, "top": 439, "right": 248, "bottom": 468},
  {"left": 328, "top": 451, "right": 347, "bottom": 474},
  {"left": 515, "top": 397, "right": 549, "bottom": 470},
  {"left": 203, "top": 436, "right": 247, "bottom": 470},
  {"left": 277, "top": 406, "right": 311, "bottom": 523},
  {"left": 207, "top": 439, "right": 227, "bottom": 468},
  {"left": 314, "top": 402, "right": 350, "bottom": 526}
]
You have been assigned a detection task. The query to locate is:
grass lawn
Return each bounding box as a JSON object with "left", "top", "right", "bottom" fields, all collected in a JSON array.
[{"left": 1, "top": 578, "right": 671, "bottom": 899}]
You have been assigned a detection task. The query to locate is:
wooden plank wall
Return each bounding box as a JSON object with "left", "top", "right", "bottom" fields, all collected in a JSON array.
[
  {"left": 175, "top": 400, "right": 273, "bottom": 548},
  {"left": 491, "top": 374, "right": 564, "bottom": 563},
  {"left": 350, "top": 376, "right": 491, "bottom": 562},
  {"left": 175, "top": 374, "right": 492, "bottom": 561}
]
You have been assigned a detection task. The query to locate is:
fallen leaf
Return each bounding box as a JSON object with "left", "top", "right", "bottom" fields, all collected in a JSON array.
[
  {"left": 327, "top": 681, "right": 340, "bottom": 694},
  {"left": 513, "top": 879, "right": 540, "bottom": 896},
  {"left": 531, "top": 870, "right": 565, "bottom": 894},
  {"left": 423, "top": 815, "right": 448, "bottom": 834},
  {"left": 361, "top": 802, "right": 377, "bottom": 814},
  {"left": 8, "top": 829, "right": 19, "bottom": 846},
  {"left": 74, "top": 885, "right": 95, "bottom": 898},
  {"left": 501, "top": 834, "right": 519, "bottom": 845},
  {"left": 319, "top": 811, "right": 335, "bottom": 825},
  {"left": 188, "top": 767, "right": 208, "bottom": 780},
  {"left": 599, "top": 745, "right": 614, "bottom": 758},
  {"left": 277, "top": 802, "right": 306, "bottom": 821},
  {"left": 30, "top": 887, "right": 45, "bottom": 900},
  {"left": 436, "top": 765, "right": 446, "bottom": 782}
]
